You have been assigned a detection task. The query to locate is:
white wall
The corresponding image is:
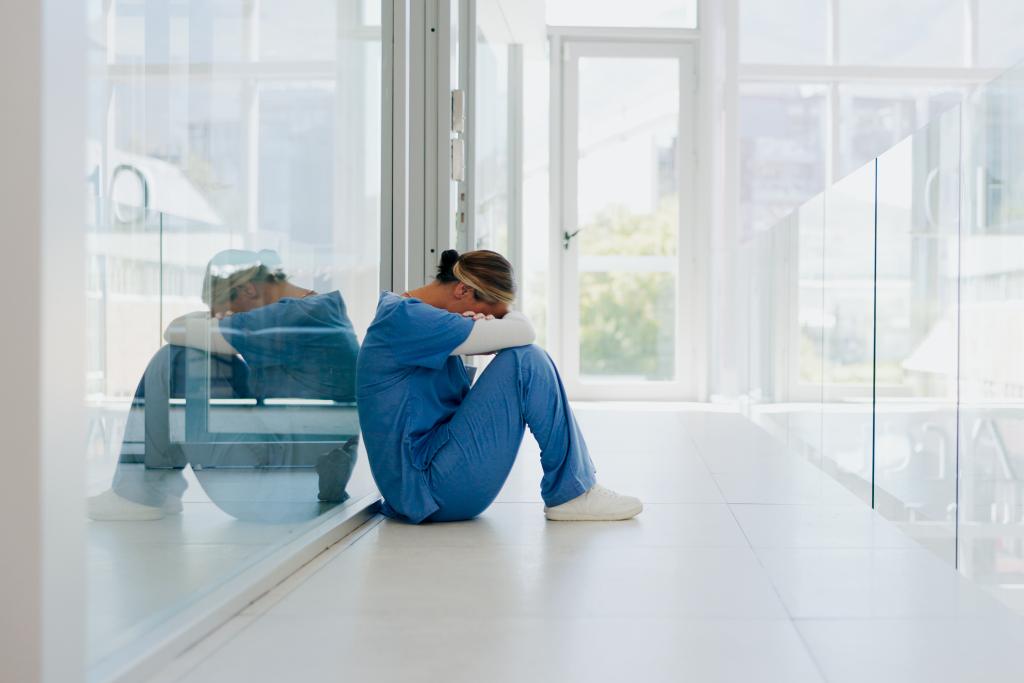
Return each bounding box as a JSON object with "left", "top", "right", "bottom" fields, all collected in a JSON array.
[{"left": 0, "top": 1, "right": 85, "bottom": 681}]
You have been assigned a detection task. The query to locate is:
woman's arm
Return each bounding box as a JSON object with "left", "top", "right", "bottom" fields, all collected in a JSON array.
[
  {"left": 451, "top": 310, "right": 536, "bottom": 356},
  {"left": 163, "top": 312, "right": 238, "bottom": 355}
]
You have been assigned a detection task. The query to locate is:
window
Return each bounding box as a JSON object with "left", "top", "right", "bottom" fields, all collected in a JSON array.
[
  {"left": 739, "top": 84, "right": 828, "bottom": 233},
  {"left": 738, "top": 0, "right": 1022, "bottom": 236},
  {"left": 545, "top": 0, "right": 697, "bottom": 29},
  {"left": 836, "top": 0, "right": 964, "bottom": 67},
  {"left": 740, "top": 0, "right": 827, "bottom": 65}
]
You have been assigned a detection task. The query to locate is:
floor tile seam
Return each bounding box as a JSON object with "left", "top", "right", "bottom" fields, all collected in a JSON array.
[
  {"left": 260, "top": 610, "right": 798, "bottom": 621},
  {"left": 162, "top": 615, "right": 263, "bottom": 683},
  {"left": 748, "top": 545, "right": 1012, "bottom": 606},
  {"left": 743, "top": 543, "right": 921, "bottom": 550},
  {"left": 673, "top": 424, "right": 719, "bottom": 479},
  {"left": 676, "top": 419, "right": 817, "bottom": 645},
  {"left": 486, "top": 501, "right": 734, "bottom": 507},
  {"left": 718, "top": 486, "right": 818, "bottom": 647},
  {"left": 751, "top": 546, "right": 943, "bottom": 555},
  {"left": 495, "top": 498, "right": 729, "bottom": 504},
  {"left": 92, "top": 541, "right": 296, "bottom": 548},
  {"left": 677, "top": 425, "right": 753, "bottom": 552},
  {"left": 721, "top": 446, "right": 862, "bottom": 683},
  {"left": 364, "top": 541, "right": 754, "bottom": 550},
  {"left": 228, "top": 612, "right": 819, "bottom": 624},
  {"left": 716, "top": 500, "right": 866, "bottom": 507},
  {"left": 779, "top": 611, "right": 1015, "bottom": 621},
  {"left": 787, "top": 614, "right": 836, "bottom": 683},
  {"left": 727, "top": 501, "right": 885, "bottom": 510},
  {"left": 241, "top": 515, "right": 386, "bottom": 616},
  {"left": 789, "top": 615, "right": 1022, "bottom": 623}
]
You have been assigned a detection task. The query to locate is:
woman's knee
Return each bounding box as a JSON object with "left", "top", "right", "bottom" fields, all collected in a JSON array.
[
  {"left": 501, "top": 344, "right": 559, "bottom": 379},
  {"left": 495, "top": 343, "right": 548, "bottom": 365}
]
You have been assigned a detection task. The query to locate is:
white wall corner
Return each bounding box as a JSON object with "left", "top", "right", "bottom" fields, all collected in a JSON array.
[{"left": 0, "top": 1, "right": 86, "bottom": 681}]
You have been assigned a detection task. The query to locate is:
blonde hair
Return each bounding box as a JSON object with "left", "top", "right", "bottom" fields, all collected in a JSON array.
[
  {"left": 202, "top": 249, "right": 287, "bottom": 308},
  {"left": 436, "top": 249, "right": 515, "bottom": 305}
]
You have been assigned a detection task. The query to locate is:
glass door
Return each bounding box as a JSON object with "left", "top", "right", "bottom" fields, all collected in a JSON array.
[{"left": 559, "top": 40, "right": 696, "bottom": 399}]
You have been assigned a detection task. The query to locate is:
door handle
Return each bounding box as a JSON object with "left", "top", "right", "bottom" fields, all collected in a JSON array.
[{"left": 563, "top": 229, "right": 581, "bottom": 250}]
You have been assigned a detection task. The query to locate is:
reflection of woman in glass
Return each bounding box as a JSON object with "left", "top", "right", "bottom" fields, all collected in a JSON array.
[
  {"left": 88, "top": 250, "right": 361, "bottom": 521},
  {"left": 357, "top": 249, "right": 642, "bottom": 523}
]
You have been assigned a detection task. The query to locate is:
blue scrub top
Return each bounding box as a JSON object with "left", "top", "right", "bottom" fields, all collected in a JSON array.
[
  {"left": 356, "top": 291, "right": 474, "bottom": 522},
  {"left": 219, "top": 290, "right": 360, "bottom": 402}
]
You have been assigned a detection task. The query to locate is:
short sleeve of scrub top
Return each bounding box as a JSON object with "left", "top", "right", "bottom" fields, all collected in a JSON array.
[
  {"left": 388, "top": 297, "right": 476, "bottom": 369},
  {"left": 218, "top": 291, "right": 360, "bottom": 401}
]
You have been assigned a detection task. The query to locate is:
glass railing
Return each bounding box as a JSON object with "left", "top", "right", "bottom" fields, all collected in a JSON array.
[
  {"left": 740, "top": 59, "right": 1024, "bottom": 611},
  {"left": 84, "top": 197, "right": 378, "bottom": 674}
]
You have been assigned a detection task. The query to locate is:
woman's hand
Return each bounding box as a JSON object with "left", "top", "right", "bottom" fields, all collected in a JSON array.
[{"left": 461, "top": 311, "right": 495, "bottom": 321}]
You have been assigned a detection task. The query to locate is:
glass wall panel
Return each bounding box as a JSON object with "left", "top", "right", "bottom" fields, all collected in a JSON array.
[
  {"left": 748, "top": 35, "right": 1024, "bottom": 609},
  {"left": 837, "top": 84, "right": 963, "bottom": 178},
  {"left": 821, "top": 162, "right": 877, "bottom": 503},
  {"left": 739, "top": 83, "right": 828, "bottom": 236},
  {"left": 797, "top": 196, "right": 827, "bottom": 397},
  {"left": 739, "top": 0, "right": 828, "bottom": 65},
  {"left": 873, "top": 109, "right": 961, "bottom": 564},
  {"left": 837, "top": 0, "right": 965, "bottom": 67},
  {"left": 741, "top": 190, "right": 839, "bottom": 511},
  {"left": 781, "top": 195, "right": 827, "bottom": 467},
  {"left": 959, "top": 63, "right": 1024, "bottom": 612},
  {"left": 85, "top": 0, "right": 381, "bottom": 672}
]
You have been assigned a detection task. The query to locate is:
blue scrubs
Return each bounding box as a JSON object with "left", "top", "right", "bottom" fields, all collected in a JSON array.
[
  {"left": 219, "top": 291, "right": 360, "bottom": 402},
  {"left": 356, "top": 292, "right": 596, "bottom": 523},
  {"left": 112, "top": 291, "right": 360, "bottom": 508}
]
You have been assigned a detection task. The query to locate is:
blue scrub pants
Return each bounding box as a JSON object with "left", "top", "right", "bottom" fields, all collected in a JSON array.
[
  {"left": 112, "top": 345, "right": 355, "bottom": 511},
  {"left": 112, "top": 345, "right": 236, "bottom": 507},
  {"left": 425, "top": 344, "right": 596, "bottom": 522}
]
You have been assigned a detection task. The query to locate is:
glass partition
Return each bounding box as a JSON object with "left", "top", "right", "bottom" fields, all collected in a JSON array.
[
  {"left": 821, "top": 162, "right": 876, "bottom": 504},
  {"left": 873, "top": 108, "right": 960, "bottom": 563},
  {"left": 739, "top": 183, "right": 827, "bottom": 497},
  {"left": 959, "top": 62, "right": 1024, "bottom": 610},
  {"left": 748, "top": 55, "right": 1024, "bottom": 610},
  {"left": 779, "top": 194, "right": 827, "bottom": 471},
  {"left": 84, "top": 0, "right": 382, "bottom": 673}
]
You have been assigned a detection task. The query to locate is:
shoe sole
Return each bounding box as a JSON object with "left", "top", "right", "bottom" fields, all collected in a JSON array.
[{"left": 544, "top": 503, "right": 643, "bottom": 522}]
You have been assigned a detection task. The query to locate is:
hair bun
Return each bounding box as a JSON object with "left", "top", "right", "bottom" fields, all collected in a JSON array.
[
  {"left": 440, "top": 249, "right": 460, "bottom": 267},
  {"left": 437, "top": 249, "right": 460, "bottom": 282}
]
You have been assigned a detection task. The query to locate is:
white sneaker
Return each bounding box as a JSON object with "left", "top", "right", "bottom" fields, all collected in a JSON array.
[
  {"left": 161, "top": 497, "right": 184, "bottom": 515},
  {"left": 544, "top": 484, "right": 643, "bottom": 521},
  {"left": 87, "top": 489, "right": 165, "bottom": 521}
]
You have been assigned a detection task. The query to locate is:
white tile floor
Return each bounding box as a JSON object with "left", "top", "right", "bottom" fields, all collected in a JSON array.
[
  {"left": 86, "top": 460, "right": 377, "bottom": 665},
  {"left": 153, "top": 406, "right": 1024, "bottom": 683}
]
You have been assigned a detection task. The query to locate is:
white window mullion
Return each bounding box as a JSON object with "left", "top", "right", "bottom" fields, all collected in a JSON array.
[
  {"left": 965, "top": 0, "right": 979, "bottom": 68},
  {"left": 547, "top": 33, "right": 564, "bottom": 366},
  {"left": 828, "top": 81, "right": 839, "bottom": 188},
  {"left": 457, "top": 0, "right": 475, "bottom": 252},
  {"left": 507, "top": 43, "right": 525, "bottom": 285},
  {"left": 827, "top": 0, "right": 839, "bottom": 66}
]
